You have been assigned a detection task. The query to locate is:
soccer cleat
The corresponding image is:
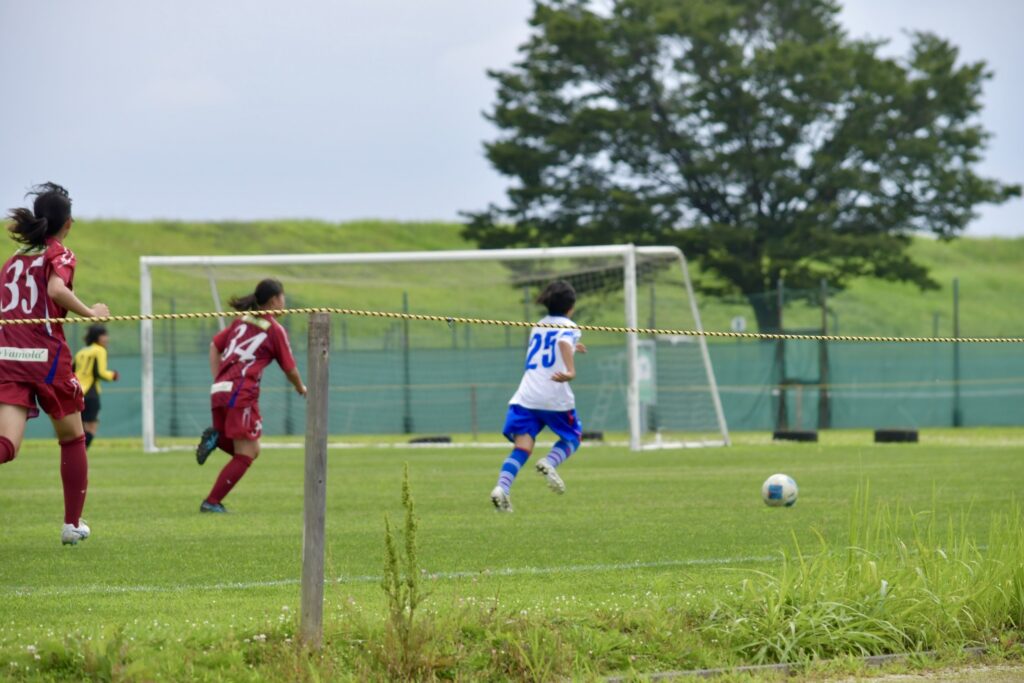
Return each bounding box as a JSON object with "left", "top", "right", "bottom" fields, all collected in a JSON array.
[
  {"left": 200, "top": 500, "right": 228, "bottom": 513},
  {"left": 61, "top": 520, "right": 90, "bottom": 545},
  {"left": 536, "top": 459, "right": 566, "bottom": 494},
  {"left": 196, "top": 427, "right": 220, "bottom": 465},
  {"left": 490, "top": 486, "right": 513, "bottom": 513}
]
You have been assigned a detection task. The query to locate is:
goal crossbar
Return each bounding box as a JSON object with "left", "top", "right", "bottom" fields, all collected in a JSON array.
[{"left": 140, "top": 245, "right": 682, "bottom": 268}]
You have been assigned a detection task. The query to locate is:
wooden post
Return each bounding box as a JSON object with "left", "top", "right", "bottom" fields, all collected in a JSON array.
[{"left": 301, "top": 313, "right": 330, "bottom": 649}]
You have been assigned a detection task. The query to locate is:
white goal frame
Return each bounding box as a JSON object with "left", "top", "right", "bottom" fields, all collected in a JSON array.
[{"left": 139, "top": 244, "right": 730, "bottom": 453}]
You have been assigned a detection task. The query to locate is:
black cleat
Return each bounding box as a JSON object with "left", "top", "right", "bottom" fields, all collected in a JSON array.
[
  {"left": 196, "top": 427, "right": 219, "bottom": 465},
  {"left": 199, "top": 500, "right": 227, "bottom": 513}
]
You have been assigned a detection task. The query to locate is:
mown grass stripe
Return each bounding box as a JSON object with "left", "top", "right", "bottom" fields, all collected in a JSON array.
[{"left": 2, "top": 554, "right": 778, "bottom": 598}]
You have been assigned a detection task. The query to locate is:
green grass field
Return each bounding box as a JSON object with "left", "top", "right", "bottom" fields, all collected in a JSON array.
[{"left": 2, "top": 429, "right": 1023, "bottom": 680}]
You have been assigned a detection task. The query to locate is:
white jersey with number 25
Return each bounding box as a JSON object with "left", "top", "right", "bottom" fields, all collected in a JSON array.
[{"left": 508, "top": 315, "right": 582, "bottom": 411}]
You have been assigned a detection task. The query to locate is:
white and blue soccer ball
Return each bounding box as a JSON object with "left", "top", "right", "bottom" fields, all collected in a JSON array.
[{"left": 762, "top": 473, "right": 798, "bottom": 507}]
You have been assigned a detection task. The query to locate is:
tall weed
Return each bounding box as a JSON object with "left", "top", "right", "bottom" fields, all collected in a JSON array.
[
  {"left": 701, "top": 486, "right": 1024, "bottom": 664},
  {"left": 380, "top": 463, "right": 431, "bottom": 679}
]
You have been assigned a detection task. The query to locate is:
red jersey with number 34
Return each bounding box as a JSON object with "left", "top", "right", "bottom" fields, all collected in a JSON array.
[
  {"left": 0, "top": 239, "right": 76, "bottom": 384},
  {"left": 210, "top": 314, "right": 296, "bottom": 408}
]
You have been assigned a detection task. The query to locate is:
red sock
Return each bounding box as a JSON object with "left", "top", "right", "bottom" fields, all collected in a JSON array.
[
  {"left": 0, "top": 436, "right": 16, "bottom": 464},
  {"left": 59, "top": 435, "right": 88, "bottom": 525},
  {"left": 217, "top": 436, "right": 236, "bottom": 456},
  {"left": 206, "top": 455, "right": 253, "bottom": 504}
]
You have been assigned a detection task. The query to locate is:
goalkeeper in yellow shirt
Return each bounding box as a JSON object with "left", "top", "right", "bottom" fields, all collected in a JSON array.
[{"left": 74, "top": 324, "right": 119, "bottom": 449}]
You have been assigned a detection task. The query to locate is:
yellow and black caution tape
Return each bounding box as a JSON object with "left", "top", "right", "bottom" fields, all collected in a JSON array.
[{"left": 0, "top": 307, "right": 1021, "bottom": 343}]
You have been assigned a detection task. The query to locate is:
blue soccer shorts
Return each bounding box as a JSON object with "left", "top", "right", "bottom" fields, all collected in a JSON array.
[{"left": 502, "top": 404, "right": 582, "bottom": 447}]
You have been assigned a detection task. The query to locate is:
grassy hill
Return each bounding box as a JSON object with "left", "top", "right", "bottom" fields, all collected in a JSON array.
[
  {"left": 701, "top": 236, "right": 1024, "bottom": 338},
  {"left": 43, "top": 219, "right": 1024, "bottom": 340},
  {"left": 65, "top": 218, "right": 467, "bottom": 318}
]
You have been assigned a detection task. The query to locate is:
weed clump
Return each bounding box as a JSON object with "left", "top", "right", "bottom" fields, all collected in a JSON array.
[
  {"left": 380, "top": 463, "right": 431, "bottom": 679},
  {"left": 699, "top": 487, "right": 1024, "bottom": 665}
]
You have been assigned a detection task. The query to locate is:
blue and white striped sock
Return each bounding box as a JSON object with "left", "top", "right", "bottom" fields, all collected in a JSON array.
[
  {"left": 542, "top": 439, "right": 576, "bottom": 468},
  {"left": 497, "top": 448, "right": 530, "bottom": 494}
]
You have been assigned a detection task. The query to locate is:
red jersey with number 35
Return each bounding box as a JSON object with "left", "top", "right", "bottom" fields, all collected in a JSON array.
[
  {"left": 210, "top": 314, "right": 296, "bottom": 408},
  {"left": 0, "top": 239, "right": 76, "bottom": 384}
]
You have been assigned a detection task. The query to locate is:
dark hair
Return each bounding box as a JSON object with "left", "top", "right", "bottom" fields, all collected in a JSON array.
[
  {"left": 84, "top": 324, "right": 108, "bottom": 345},
  {"left": 537, "top": 280, "right": 576, "bottom": 316},
  {"left": 6, "top": 182, "right": 72, "bottom": 247},
  {"left": 228, "top": 278, "right": 284, "bottom": 311}
]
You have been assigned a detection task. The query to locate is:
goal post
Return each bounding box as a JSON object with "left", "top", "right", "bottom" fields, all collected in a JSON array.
[{"left": 139, "top": 245, "right": 729, "bottom": 452}]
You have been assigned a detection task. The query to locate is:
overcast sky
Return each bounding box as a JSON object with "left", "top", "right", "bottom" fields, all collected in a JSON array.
[{"left": 1, "top": 1, "right": 1020, "bottom": 236}]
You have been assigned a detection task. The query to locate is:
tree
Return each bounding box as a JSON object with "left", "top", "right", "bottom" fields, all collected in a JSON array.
[{"left": 464, "top": 0, "right": 1020, "bottom": 330}]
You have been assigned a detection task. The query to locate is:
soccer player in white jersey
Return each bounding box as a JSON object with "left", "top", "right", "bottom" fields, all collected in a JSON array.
[{"left": 491, "top": 281, "right": 586, "bottom": 512}]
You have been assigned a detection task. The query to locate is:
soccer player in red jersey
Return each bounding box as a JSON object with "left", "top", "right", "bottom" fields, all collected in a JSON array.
[
  {"left": 195, "top": 278, "right": 306, "bottom": 513},
  {"left": 0, "top": 183, "right": 111, "bottom": 545}
]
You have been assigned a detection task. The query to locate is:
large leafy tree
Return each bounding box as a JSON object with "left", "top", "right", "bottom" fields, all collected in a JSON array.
[{"left": 464, "top": 0, "right": 1020, "bottom": 330}]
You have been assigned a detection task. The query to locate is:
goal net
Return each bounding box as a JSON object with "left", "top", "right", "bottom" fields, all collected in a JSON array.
[{"left": 139, "top": 245, "right": 729, "bottom": 452}]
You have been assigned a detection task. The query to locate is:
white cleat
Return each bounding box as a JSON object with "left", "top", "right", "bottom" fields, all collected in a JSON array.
[
  {"left": 536, "top": 460, "right": 566, "bottom": 494},
  {"left": 61, "top": 520, "right": 90, "bottom": 546},
  {"left": 490, "top": 486, "right": 513, "bottom": 513}
]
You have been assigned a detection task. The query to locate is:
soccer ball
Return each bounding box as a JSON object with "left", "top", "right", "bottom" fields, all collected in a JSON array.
[{"left": 762, "top": 473, "right": 798, "bottom": 507}]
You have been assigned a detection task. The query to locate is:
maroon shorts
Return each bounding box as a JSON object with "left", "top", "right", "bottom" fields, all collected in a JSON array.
[
  {"left": 212, "top": 404, "right": 263, "bottom": 441},
  {"left": 0, "top": 377, "right": 85, "bottom": 420}
]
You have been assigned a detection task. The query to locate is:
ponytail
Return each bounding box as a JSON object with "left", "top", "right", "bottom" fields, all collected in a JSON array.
[
  {"left": 228, "top": 278, "right": 284, "bottom": 311},
  {"left": 6, "top": 208, "right": 50, "bottom": 246},
  {"left": 228, "top": 293, "right": 258, "bottom": 311},
  {"left": 6, "top": 182, "right": 72, "bottom": 247}
]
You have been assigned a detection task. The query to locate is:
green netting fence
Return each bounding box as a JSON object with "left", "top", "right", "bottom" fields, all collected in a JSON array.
[{"left": 26, "top": 333, "right": 1023, "bottom": 440}]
